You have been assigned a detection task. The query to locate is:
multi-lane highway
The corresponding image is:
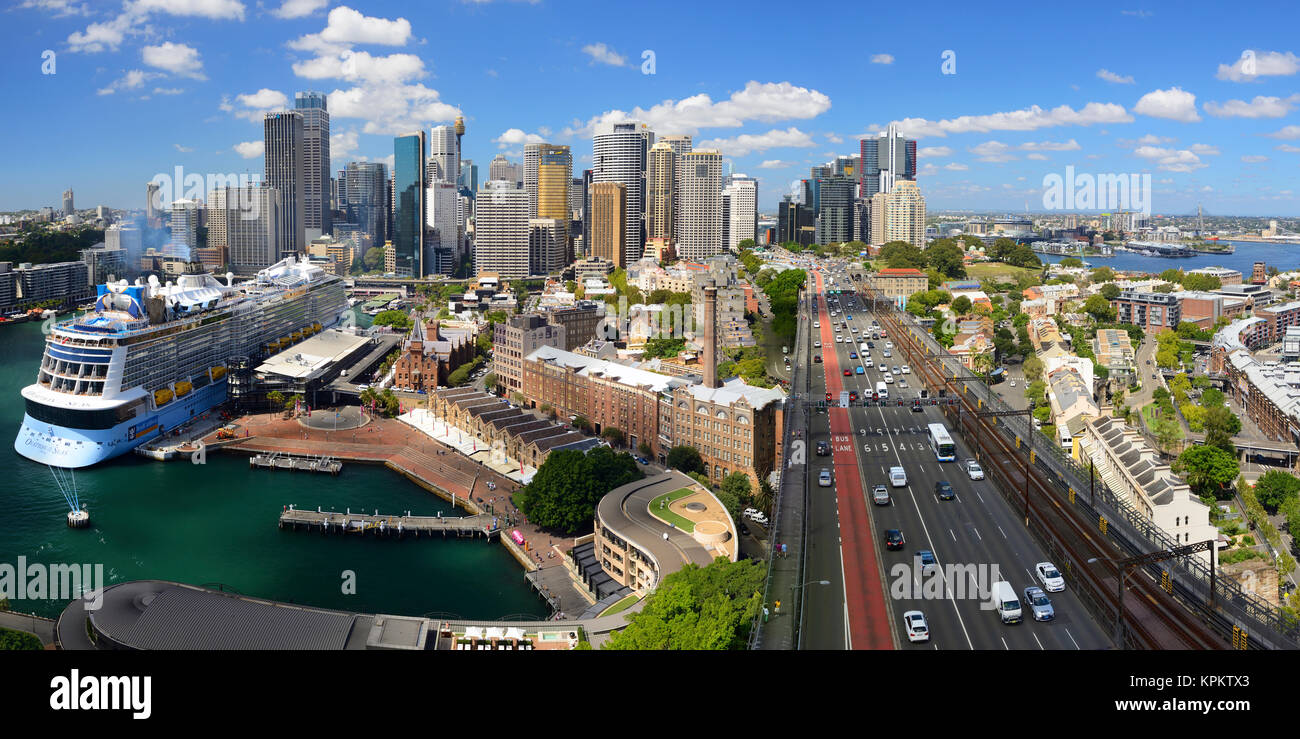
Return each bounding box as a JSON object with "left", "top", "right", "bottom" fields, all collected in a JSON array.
[{"left": 798, "top": 266, "right": 1114, "bottom": 650}]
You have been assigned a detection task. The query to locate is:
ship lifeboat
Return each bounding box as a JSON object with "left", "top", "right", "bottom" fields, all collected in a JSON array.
[
  {"left": 291, "top": 330, "right": 303, "bottom": 342},
  {"left": 312, "top": 322, "right": 322, "bottom": 332},
  {"left": 210, "top": 366, "right": 227, "bottom": 381},
  {"left": 279, "top": 335, "right": 293, "bottom": 346},
  {"left": 175, "top": 380, "right": 193, "bottom": 397},
  {"left": 154, "top": 388, "right": 174, "bottom": 406}
]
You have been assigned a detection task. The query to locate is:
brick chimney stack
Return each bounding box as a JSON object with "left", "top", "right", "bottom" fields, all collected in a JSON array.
[{"left": 703, "top": 280, "right": 719, "bottom": 389}]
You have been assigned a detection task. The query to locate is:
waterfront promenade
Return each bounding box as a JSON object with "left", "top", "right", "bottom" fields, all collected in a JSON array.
[{"left": 207, "top": 410, "right": 597, "bottom": 616}]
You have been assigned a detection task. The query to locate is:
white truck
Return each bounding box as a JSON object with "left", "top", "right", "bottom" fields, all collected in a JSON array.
[{"left": 991, "top": 580, "right": 1023, "bottom": 624}]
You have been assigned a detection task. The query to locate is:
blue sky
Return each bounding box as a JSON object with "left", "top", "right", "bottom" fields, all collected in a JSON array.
[{"left": 3, "top": 0, "right": 1300, "bottom": 216}]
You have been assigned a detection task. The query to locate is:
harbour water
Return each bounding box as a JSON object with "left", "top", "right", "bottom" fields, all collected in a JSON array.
[
  {"left": 1039, "top": 239, "right": 1300, "bottom": 276},
  {"left": 0, "top": 317, "right": 543, "bottom": 621}
]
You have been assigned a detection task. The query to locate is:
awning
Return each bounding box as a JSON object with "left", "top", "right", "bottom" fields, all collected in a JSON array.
[
  {"left": 505, "top": 627, "right": 526, "bottom": 641},
  {"left": 463, "top": 626, "right": 483, "bottom": 639},
  {"left": 485, "top": 627, "right": 505, "bottom": 640}
]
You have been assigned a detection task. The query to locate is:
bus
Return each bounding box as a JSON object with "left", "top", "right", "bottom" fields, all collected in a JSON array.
[{"left": 927, "top": 423, "right": 956, "bottom": 462}]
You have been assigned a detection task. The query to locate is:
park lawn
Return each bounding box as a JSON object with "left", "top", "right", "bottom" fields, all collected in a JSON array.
[
  {"left": 598, "top": 593, "right": 639, "bottom": 618},
  {"left": 648, "top": 487, "right": 698, "bottom": 532},
  {"left": 966, "top": 262, "right": 1041, "bottom": 282},
  {"left": 1142, "top": 404, "right": 1184, "bottom": 439}
]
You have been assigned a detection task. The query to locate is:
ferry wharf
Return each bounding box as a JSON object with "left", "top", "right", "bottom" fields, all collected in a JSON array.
[{"left": 278, "top": 506, "right": 499, "bottom": 538}]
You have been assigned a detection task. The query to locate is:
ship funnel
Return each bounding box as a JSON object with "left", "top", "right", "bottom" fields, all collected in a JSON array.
[{"left": 226, "top": 272, "right": 235, "bottom": 287}]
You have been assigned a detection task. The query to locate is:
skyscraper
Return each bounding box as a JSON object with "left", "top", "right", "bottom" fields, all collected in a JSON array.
[
  {"left": 264, "top": 111, "right": 306, "bottom": 257},
  {"left": 489, "top": 155, "right": 520, "bottom": 186},
  {"left": 393, "top": 131, "right": 427, "bottom": 277},
  {"left": 589, "top": 182, "right": 627, "bottom": 268},
  {"left": 676, "top": 150, "right": 723, "bottom": 261},
  {"left": 218, "top": 185, "right": 282, "bottom": 273},
  {"left": 459, "top": 159, "right": 478, "bottom": 194},
  {"left": 169, "top": 199, "right": 199, "bottom": 253},
  {"left": 344, "top": 162, "right": 388, "bottom": 255},
  {"left": 723, "top": 174, "right": 758, "bottom": 251},
  {"left": 429, "top": 124, "right": 460, "bottom": 185},
  {"left": 860, "top": 124, "right": 917, "bottom": 199},
  {"left": 523, "top": 144, "right": 541, "bottom": 217},
  {"left": 425, "top": 179, "right": 459, "bottom": 276},
  {"left": 474, "top": 181, "right": 529, "bottom": 278},
  {"left": 647, "top": 142, "right": 675, "bottom": 242},
  {"left": 815, "top": 175, "right": 855, "bottom": 245},
  {"left": 529, "top": 219, "right": 565, "bottom": 275},
  {"left": 536, "top": 144, "right": 572, "bottom": 260},
  {"left": 870, "top": 179, "right": 926, "bottom": 248},
  {"left": 62, "top": 189, "right": 74, "bottom": 216},
  {"left": 294, "top": 91, "right": 330, "bottom": 241},
  {"left": 593, "top": 121, "right": 652, "bottom": 266},
  {"left": 658, "top": 135, "right": 691, "bottom": 242},
  {"left": 145, "top": 182, "right": 161, "bottom": 221}
]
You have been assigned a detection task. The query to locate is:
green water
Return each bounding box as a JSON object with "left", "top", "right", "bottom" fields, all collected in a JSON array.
[{"left": 0, "top": 320, "right": 543, "bottom": 620}]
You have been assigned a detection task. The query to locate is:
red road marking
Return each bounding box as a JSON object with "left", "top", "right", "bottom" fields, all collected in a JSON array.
[{"left": 814, "top": 272, "right": 893, "bottom": 650}]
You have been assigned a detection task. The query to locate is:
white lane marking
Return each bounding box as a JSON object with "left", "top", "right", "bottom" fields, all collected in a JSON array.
[
  {"left": 1065, "top": 628, "right": 1080, "bottom": 650},
  {"left": 949, "top": 528, "right": 956, "bottom": 541},
  {"left": 976, "top": 492, "right": 985, "bottom": 505},
  {"left": 972, "top": 527, "right": 982, "bottom": 541},
  {"left": 1001, "top": 637, "right": 1009, "bottom": 650},
  {"left": 997, "top": 525, "right": 1007, "bottom": 539},
  {"left": 1032, "top": 632, "right": 1044, "bottom": 650}
]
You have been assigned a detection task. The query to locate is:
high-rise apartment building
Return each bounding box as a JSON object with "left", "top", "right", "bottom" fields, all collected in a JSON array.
[
  {"left": 589, "top": 182, "right": 627, "bottom": 268},
  {"left": 778, "top": 195, "right": 815, "bottom": 246},
  {"left": 659, "top": 135, "right": 692, "bottom": 242},
  {"left": 528, "top": 218, "right": 565, "bottom": 276},
  {"left": 677, "top": 150, "right": 723, "bottom": 261},
  {"left": 473, "top": 181, "right": 530, "bottom": 278},
  {"left": 429, "top": 124, "right": 460, "bottom": 186},
  {"left": 62, "top": 189, "right": 74, "bottom": 216},
  {"left": 343, "top": 162, "right": 388, "bottom": 255},
  {"left": 815, "top": 175, "right": 855, "bottom": 245},
  {"left": 593, "top": 121, "right": 652, "bottom": 266},
  {"left": 264, "top": 111, "right": 306, "bottom": 257},
  {"left": 723, "top": 175, "right": 757, "bottom": 251},
  {"left": 489, "top": 155, "right": 520, "bottom": 187},
  {"left": 393, "top": 131, "right": 427, "bottom": 277},
  {"left": 426, "top": 179, "right": 460, "bottom": 276},
  {"left": 169, "top": 199, "right": 199, "bottom": 253},
  {"left": 647, "top": 142, "right": 675, "bottom": 242},
  {"left": 218, "top": 185, "right": 282, "bottom": 273},
  {"left": 294, "top": 91, "right": 330, "bottom": 241},
  {"left": 870, "top": 179, "right": 926, "bottom": 248},
  {"left": 523, "top": 144, "right": 541, "bottom": 217},
  {"left": 860, "top": 124, "right": 917, "bottom": 199},
  {"left": 459, "top": 159, "right": 477, "bottom": 194}
]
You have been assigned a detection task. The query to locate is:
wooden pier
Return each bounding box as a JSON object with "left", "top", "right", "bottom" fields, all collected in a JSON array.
[
  {"left": 278, "top": 506, "right": 499, "bottom": 539},
  {"left": 251, "top": 452, "right": 342, "bottom": 475}
]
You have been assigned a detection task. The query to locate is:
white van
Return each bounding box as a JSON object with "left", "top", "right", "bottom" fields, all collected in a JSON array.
[
  {"left": 875, "top": 382, "right": 888, "bottom": 400},
  {"left": 991, "top": 580, "right": 1023, "bottom": 624},
  {"left": 889, "top": 466, "right": 908, "bottom": 487},
  {"left": 859, "top": 343, "right": 869, "bottom": 353}
]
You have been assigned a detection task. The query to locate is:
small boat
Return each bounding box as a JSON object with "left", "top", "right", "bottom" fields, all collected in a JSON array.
[
  {"left": 210, "top": 366, "right": 227, "bottom": 381},
  {"left": 154, "top": 388, "right": 174, "bottom": 406},
  {"left": 174, "top": 380, "right": 192, "bottom": 397}
]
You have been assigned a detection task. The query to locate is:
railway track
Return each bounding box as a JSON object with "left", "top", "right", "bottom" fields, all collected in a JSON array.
[{"left": 863, "top": 290, "right": 1225, "bottom": 650}]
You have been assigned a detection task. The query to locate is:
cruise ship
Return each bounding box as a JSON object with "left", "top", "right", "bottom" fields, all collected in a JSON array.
[{"left": 15, "top": 256, "right": 348, "bottom": 468}]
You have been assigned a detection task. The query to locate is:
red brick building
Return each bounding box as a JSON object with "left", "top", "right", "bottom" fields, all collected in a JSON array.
[{"left": 392, "top": 315, "right": 477, "bottom": 392}]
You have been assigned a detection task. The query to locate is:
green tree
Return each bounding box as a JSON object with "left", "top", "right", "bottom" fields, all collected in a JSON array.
[
  {"left": 603, "top": 558, "right": 764, "bottom": 650},
  {"left": 924, "top": 239, "right": 967, "bottom": 279},
  {"left": 1083, "top": 294, "right": 1117, "bottom": 322},
  {"left": 718, "top": 472, "right": 752, "bottom": 518},
  {"left": 1023, "top": 354, "right": 1044, "bottom": 382},
  {"left": 372, "top": 309, "right": 413, "bottom": 331},
  {"left": 666, "top": 445, "right": 705, "bottom": 476},
  {"left": 516, "top": 447, "right": 645, "bottom": 534},
  {"left": 483, "top": 372, "right": 497, "bottom": 389},
  {"left": 572, "top": 416, "right": 592, "bottom": 433},
  {"left": 1203, "top": 404, "right": 1240, "bottom": 455},
  {"left": 1100, "top": 283, "right": 1121, "bottom": 300},
  {"left": 879, "top": 241, "right": 926, "bottom": 269},
  {"left": 363, "top": 246, "right": 386, "bottom": 271},
  {"left": 266, "top": 390, "right": 286, "bottom": 412},
  {"left": 1059, "top": 257, "right": 1084, "bottom": 268},
  {"left": 1174, "top": 445, "right": 1240, "bottom": 500},
  {"left": 951, "top": 295, "right": 973, "bottom": 315},
  {"left": 601, "top": 426, "right": 626, "bottom": 447},
  {"left": 0, "top": 627, "right": 42, "bottom": 650},
  {"left": 1254, "top": 470, "right": 1300, "bottom": 513}
]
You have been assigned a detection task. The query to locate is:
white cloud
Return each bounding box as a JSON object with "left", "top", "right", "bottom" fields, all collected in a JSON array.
[
  {"left": 272, "top": 0, "right": 328, "bottom": 19},
  {"left": 917, "top": 146, "right": 952, "bottom": 157},
  {"left": 130, "top": 0, "right": 246, "bottom": 20},
  {"left": 889, "top": 101, "right": 1131, "bottom": 138},
  {"left": 1189, "top": 144, "right": 1220, "bottom": 155},
  {"left": 327, "top": 82, "right": 459, "bottom": 135},
  {"left": 226, "top": 88, "right": 289, "bottom": 121},
  {"left": 1117, "top": 133, "right": 1175, "bottom": 148},
  {"left": 293, "top": 50, "right": 425, "bottom": 84},
  {"left": 968, "top": 141, "right": 1016, "bottom": 162},
  {"left": 825, "top": 133, "right": 843, "bottom": 144},
  {"left": 142, "top": 42, "right": 206, "bottom": 79},
  {"left": 870, "top": 54, "right": 894, "bottom": 65},
  {"left": 1018, "top": 139, "right": 1080, "bottom": 151},
  {"left": 581, "top": 42, "right": 627, "bottom": 67},
  {"left": 917, "top": 163, "right": 939, "bottom": 177},
  {"left": 331, "top": 130, "right": 360, "bottom": 161},
  {"left": 96, "top": 68, "right": 158, "bottom": 95},
  {"left": 943, "top": 163, "right": 969, "bottom": 171},
  {"left": 1203, "top": 94, "right": 1300, "bottom": 119},
  {"left": 565, "top": 81, "right": 832, "bottom": 137},
  {"left": 696, "top": 127, "right": 817, "bottom": 157},
  {"left": 1133, "top": 145, "right": 1207, "bottom": 172},
  {"left": 494, "top": 128, "right": 546, "bottom": 148},
  {"left": 174, "top": 144, "right": 195, "bottom": 152},
  {"left": 19, "top": 0, "right": 91, "bottom": 16},
  {"left": 758, "top": 160, "right": 794, "bottom": 169},
  {"left": 1216, "top": 50, "right": 1300, "bottom": 82},
  {"left": 233, "top": 141, "right": 264, "bottom": 159},
  {"left": 290, "top": 6, "right": 412, "bottom": 53},
  {"left": 1096, "top": 69, "right": 1134, "bottom": 84},
  {"left": 1133, "top": 87, "right": 1200, "bottom": 122},
  {"left": 66, "top": 0, "right": 246, "bottom": 53},
  {"left": 1241, "top": 155, "right": 1269, "bottom": 163},
  {"left": 1266, "top": 125, "right": 1300, "bottom": 139},
  {"left": 1276, "top": 144, "right": 1300, "bottom": 153},
  {"left": 66, "top": 14, "right": 135, "bottom": 52},
  {"left": 1025, "top": 153, "right": 1049, "bottom": 160},
  {"left": 153, "top": 87, "right": 184, "bottom": 95}
]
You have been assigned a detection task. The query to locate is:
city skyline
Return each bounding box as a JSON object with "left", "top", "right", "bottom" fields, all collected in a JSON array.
[{"left": 4, "top": 2, "right": 1300, "bottom": 216}]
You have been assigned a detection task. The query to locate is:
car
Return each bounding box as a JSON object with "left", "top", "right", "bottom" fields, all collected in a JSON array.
[
  {"left": 867, "top": 341, "right": 875, "bottom": 348},
  {"left": 636, "top": 457, "right": 650, "bottom": 465},
  {"left": 835, "top": 336, "right": 843, "bottom": 343},
  {"left": 743, "top": 507, "right": 758, "bottom": 517},
  {"left": 814, "top": 355, "right": 822, "bottom": 363},
  {"left": 1152, "top": 372, "right": 1158, "bottom": 379},
  {"left": 885, "top": 341, "right": 893, "bottom": 349},
  {"left": 851, "top": 327, "right": 859, "bottom": 333},
  {"left": 903, "top": 610, "right": 930, "bottom": 643},
  {"left": 855, "top": 366, "right": 865, "bottom": 375},
  {"left": 935, "top": 480, "right": 955, "bottom": 500},
  {"left": 872, "top": 484, "right": 890, "bottom": 505},
  {"left": 816, "top": 440, "right": 830, "bottom": 456},
  {"left": 849, "top": 351, "right": 858, "bottom": 359},
  {"left": 818, "top": 468, "right": 833, "bottom": 487},
  {"left": 356, "top": 383, "right": 370, "bottom": 390},
  {"left": 889, "top": 466, "right": 907, "bottom": 487},
  {"left": 902, "top": 365, "right": 910, "bottom": 374},
  {"left": 966, "top": 460, "right": 985, "bottom": 480},
  {"left": 1036, "top": 562, "right": 1066, "bottom": 592},
  {"left": 813, "top": 321, "right": 821, "bottom": 328},
  {"left": 1009, "top": 380, "right": 1016, "bottom": 387},
  {"left": 844, "top": 369, "right": 852, "bottom": 376},
  {"left": 916, "top": 550, "right": 937, "bottom": 577},
  {"left": 1023, "top": 586, "right": 1055, "bottom": 621},
  {"left": 884, "top": 374, "right": 894, "bottom": 384},
  {"left": 911, "top": 400, "right": 923, "bottom": 412},
  {"left": 899, "top": 379, "right": 909, "bottom": 388},
  {"left": 891, "top": 366, "right": 901, "bottom": 375},
  {"left": 878, "top": 363, "right": 888, "bottom": 373},
  {"left": 882, "top": 349, "right": 891, "bottom": 358},
  {"left": 884, "top": 528, "right": 905, "bottom": 550},
  {"left": 814, "top": 341, "right": 821, "bottom": 348}
]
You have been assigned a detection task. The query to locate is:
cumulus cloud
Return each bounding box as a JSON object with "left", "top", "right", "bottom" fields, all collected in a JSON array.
[
  {"left": 132, "top": 0, "right": 246, "bottom": 20},
  {"left": 494, "top": 128, "right": 546, "bottom": 148},
  {"left": 271, "top": 0, "right": 328, "bottom": 19},
  {"left": 96, "top": 68, "right": 158, "bottom": 95},
  {"left": 142, "top": 42, "right": 206, "bottom": 79},
  {"left": 581, "top": 42, "right": 627, "bottom": 67},
  {"left": 226, "top": 88, "right": 289, "bottom": 121},
  {"left": 564, "top": 81, "right": 832, "bottom": 137},
  {"left": 1189, "top": 143, "right": 1220, "bottom": 155},
  {"left": 233, "top": 141, "right": 264, "bottom": 159},
  {"left": 917, "top": 146, "right": 952, "bottom": 157},
  {"left": 758, "top": 160, "right": 795, "bottom": 169},
  {"left": 943, "top": 162, "right": 969, "bottom": 170},
  {"left": 19, "top": 0, "right": 91, "bottom": 16},
  {"left": 1018, "top": 139, "right": 1080, "bottom": 151},
  {"left": 153, "top": 87, "right": 184, "bottom": 95},
  {"left": 1117, "top": 133, "right": 1175, "bottom": 148},
  {"left": 1216, "top": 50, "right": 1300, "bottom": 82},
  {"left": 293, "top": 50, "right": 426, "bottom": 84},
  {"left": 331, "top": 129, "right": 360, "bottom": 161},
  {"left": 174, "top": 144, "right": 195, "bottom": 152},
  {"left": 67, "top": 0, "right": 246, "bottom": 53},
  {"left": 1096, "top": 69, "right": 1134, "bottom": 84},
  {"left": 889, "top": 102, "right": 1131, "bottom": 138},
  {"left": 1133, "top": 145, "right": 1207, "bottom": 172},
  {"left": 870, "top": 54, "right": 894, "bottom": 65},
  {"left": 1203, "top": 94, "right": 1300, "bottom": 118},
  {"left": 1241, "top": 155, "right": 1269, "bottom": 163},
  {"left": 968, "top": 141, "right": 1016, "bottom": 162},
  {"left": 1276, "top": 144, "right": 1300, "bottom": 153},
  {"left": 1025, "top": 153, "right": 1049, "bottom": 160},
  {"left": 289, "top": 6, "right": 412, "bottom": 54},
  {"left": 328, "top": 82, "right": 459, "bottom": 135},
  {"left": 696, "top": 127, "right": 817, "bottom": 157},
  {"left": 1134, "top": 87, "right": 1200, "bottom": 122},
  {"left": 1266, "top": 125, "right": 1300, "bottom": 139}
]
